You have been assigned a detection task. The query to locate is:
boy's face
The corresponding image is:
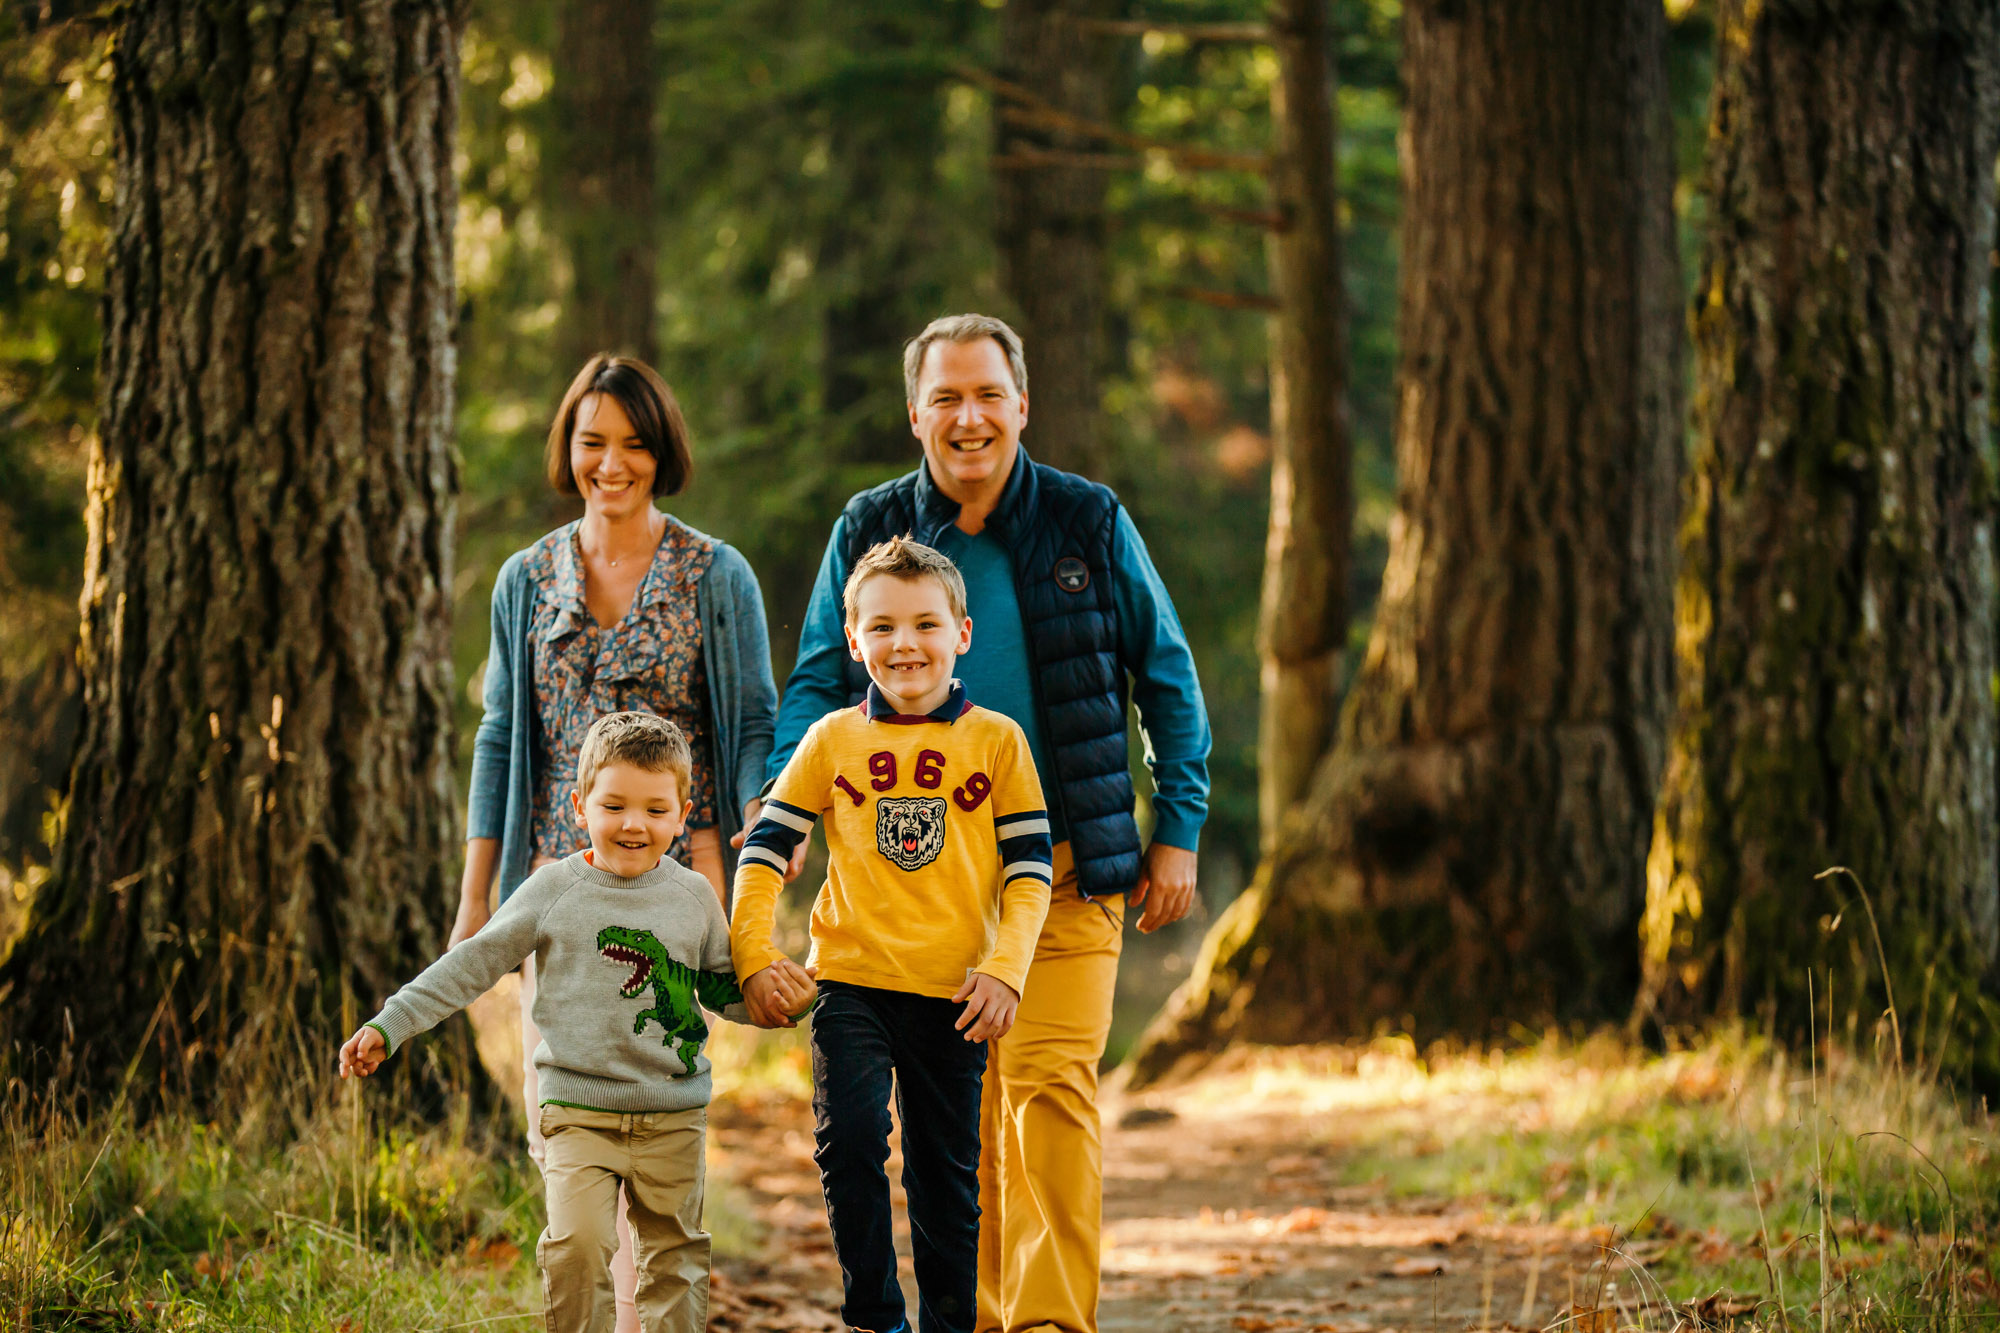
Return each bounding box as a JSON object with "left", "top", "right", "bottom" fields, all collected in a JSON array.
[
  {"left": 570, "top": 761, "right": 690, "bottom": 877},
  {"left": 845, "top": 573, "right": 971, "bottom": 716}
]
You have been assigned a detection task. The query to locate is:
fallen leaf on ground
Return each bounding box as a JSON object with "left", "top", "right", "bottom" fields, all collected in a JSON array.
[
  {"left": 1688, "top": 1291, "right": 1759, "bottom": 1324},
  {"left": 1564, "top": 1304, "right": 1613, "bottom": 1333},
  {"left": 1386, "top": 1256, "right": 1447, "bottom": 1277},
  {"left": 463, "top": 1235, "right": 520, "bottom": 1269},
  {"left": 1275, "top": 1207, "right": 1330, "bottom": 1233},
  {"left": 1232, "top": 1318, "right": 1299, "bottom": 1332}
]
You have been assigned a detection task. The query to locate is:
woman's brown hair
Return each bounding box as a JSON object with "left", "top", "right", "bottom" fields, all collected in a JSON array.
[{"left": 545, "top": 354, "right": 694, "bottom": 498}]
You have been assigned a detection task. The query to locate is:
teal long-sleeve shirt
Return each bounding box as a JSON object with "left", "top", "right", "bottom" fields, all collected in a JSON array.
[{"left": 767, "top": 507, "right": 1211, "bottom": 852}]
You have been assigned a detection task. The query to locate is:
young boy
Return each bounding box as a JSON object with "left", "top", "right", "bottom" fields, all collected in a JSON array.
[
  {"left": 731, "top": 536, "right": 1053, "bottom": 1333},
  {"left": 338, "top": 712, "right": 811, "bottom": 1333}
]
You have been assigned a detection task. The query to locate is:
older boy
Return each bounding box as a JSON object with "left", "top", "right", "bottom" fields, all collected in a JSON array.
[
  {"left": 732, "top": 537, "right": 1053, "bottom": 1333},
  {"left": 339, "top": 712, "right": 809, "bottom": 1333}
]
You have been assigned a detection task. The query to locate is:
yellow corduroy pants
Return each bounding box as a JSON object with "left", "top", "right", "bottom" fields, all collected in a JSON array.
[{"left": 976, "top": 842, "right": 1124, "bottom": 1333}]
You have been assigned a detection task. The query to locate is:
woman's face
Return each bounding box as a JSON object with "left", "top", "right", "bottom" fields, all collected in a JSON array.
[{"left": 569, "top": 392, "right": 658, "bottom": 519}]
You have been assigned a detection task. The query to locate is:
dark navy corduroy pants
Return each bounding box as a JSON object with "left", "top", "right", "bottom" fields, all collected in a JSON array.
[{"left": 811, "top": 980, "right": 987, "bottom": 1333}]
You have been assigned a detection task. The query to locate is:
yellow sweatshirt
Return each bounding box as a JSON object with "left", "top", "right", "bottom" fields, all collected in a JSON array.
[{"left": 731, "top": 681, "right": 1054, "bottom": 999}]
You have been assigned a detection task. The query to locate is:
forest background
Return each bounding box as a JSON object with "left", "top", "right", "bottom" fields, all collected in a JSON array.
[
  {"left": 3, "top": 0, "right": 1999, "bottom": 1328},
  {"left": 0, "top": 0, "right": 1717, "bottom": 1046}
]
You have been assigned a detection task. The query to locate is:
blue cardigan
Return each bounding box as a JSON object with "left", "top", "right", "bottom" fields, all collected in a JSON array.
[{"left": 466, "top": 520, "right": 778, "bottom": 904}]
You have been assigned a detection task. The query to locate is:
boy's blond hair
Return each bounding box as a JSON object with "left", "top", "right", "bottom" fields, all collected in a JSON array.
[
  {"left": 842, "top": 536, "right": 969, "bottom": 626},
  {"left": 575, "top": 711, "right": 692, "bottom": 799}
]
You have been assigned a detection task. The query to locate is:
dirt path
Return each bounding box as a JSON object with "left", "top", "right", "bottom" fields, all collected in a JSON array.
[{"left": 705, "top": 1061, "right": 1608, "bottom": 1333}]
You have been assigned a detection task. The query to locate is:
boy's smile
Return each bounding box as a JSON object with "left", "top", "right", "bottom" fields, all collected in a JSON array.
[
  {"left": 571, "top": 760, "right": 691, "bottom": 877},
  {"left": 845, "top": 573, "right": 972, "bottom": 717}
]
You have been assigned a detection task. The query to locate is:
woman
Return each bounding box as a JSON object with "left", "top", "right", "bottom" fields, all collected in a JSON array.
[{"left": 451, "top": 354, "right": 776, "bottom": 1332}]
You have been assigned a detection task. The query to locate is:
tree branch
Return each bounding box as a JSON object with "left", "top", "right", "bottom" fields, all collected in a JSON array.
[
  {"left": 960, "top": 64, "right": 1269, "bottom": 174},
  {"left": 1158, "top": 285, "right": 1280, "bottom": 311},
  {"left": 1064, "top": 18, "right": 1272, "bottom": 42},
  {"left": 992, "top": 146, "right": 1147, "bottom": 172}
]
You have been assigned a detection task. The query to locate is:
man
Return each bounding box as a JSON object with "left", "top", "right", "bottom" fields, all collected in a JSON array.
[{"left": 764, "top": 313, "right": 1210, "bottom": 1333}]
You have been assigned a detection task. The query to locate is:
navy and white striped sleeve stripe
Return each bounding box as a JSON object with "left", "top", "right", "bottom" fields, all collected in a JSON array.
[
  {"left": 994, "top": 809, "right": 1053, "bottom": 884},
  {"left": 741, "top": 798, "right": 816, "bottom": 872}
]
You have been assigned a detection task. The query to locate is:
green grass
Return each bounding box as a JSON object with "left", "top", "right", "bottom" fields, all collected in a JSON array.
[
  {"left": 8, "top": 1017, "right": 1993, "bottom": 1330},
  {"left": 1308, "top": 1029, "right": 1998, "bottom": 1329},
  {"left": 1, "top": 1072, "right": 547, "bottom": 1331},
  {"left": 0, "top": 994, "right": 802, "bottom": 1333}
]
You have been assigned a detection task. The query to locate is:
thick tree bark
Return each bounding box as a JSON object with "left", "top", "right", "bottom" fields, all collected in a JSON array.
[
  {"left": 1258, "top": 0, "right": 1351, "bottom": 851},
  {"left": 1131, "top": 0, "right": 1682, "bottom": 1083},
  {"left": 549, "top": 0, "right": 658, "bottom": 370},
  {"left": 0, "top": 0, "right": 466, "bottom": 1107},
  {"left": 1640, "top": 0, "right": 2000, "bottom": 1083},
  {"left": 994, "top": 0, "right": 1117, "bottom": 475}
]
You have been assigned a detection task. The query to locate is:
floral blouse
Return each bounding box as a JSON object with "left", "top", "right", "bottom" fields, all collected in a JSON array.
[{"left": 524, "top": 515, "right": 718, "bottom": 863}]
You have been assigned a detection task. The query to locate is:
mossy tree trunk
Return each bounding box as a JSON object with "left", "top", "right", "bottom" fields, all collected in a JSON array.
[
  {"left": 1131, "top": 0, "right": 1682, "bottom": 1083},
  {"left": 994, "top": 0, "right": 1118, "bottom": 476},
  {"left": 1640, "top": 0, "right": 2000, "bottom": 1082},
  {"left": 1258, "top": 0, "right": 1351, "bottom": 851},
  {"left": 549, "top": 0, "right": 658, "bottom": 370},
  {"left": 0, "top": 0, "right": 467, "bottom": 1108}
]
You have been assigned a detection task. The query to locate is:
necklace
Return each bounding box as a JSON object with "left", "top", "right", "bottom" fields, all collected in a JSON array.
[{"left": 595, "top": 514, "right": 662, "bottom": 569}]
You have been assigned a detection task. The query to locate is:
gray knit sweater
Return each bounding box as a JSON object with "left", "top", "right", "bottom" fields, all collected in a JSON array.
[{"left": 367, "top": 852, "right": 748, "bottom": 1113}]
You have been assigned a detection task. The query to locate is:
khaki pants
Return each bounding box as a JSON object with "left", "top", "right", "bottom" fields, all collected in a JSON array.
[
  {"left": 976, "top": 843, "right": 1124, "bottom": 1333},
  {"left": 537, "top": 1104, "right": 711, "bottom": 1333},
  {"left": 522, "top": 830, "right": 725, "bottom": 1333}
]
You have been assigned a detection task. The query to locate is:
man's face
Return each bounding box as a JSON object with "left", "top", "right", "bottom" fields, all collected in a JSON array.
[
  {"left": 571, "top": 761, "right": 689, "bottom": 877},
  {"left": 908, "top": 337, "right": 1027, "bottom": 495}
]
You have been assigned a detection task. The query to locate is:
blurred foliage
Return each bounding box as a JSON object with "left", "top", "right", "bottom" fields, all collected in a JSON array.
[
  {"left": 0, "top": 7, "right": 107, "bottom": 917},
  {"left": 2, "top": 0, "right": 1723, "bottom": 910}
]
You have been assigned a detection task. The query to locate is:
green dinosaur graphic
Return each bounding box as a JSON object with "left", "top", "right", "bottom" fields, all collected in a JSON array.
[{"left": 596, "top": 926, "right": 744, "bottom": 1073}]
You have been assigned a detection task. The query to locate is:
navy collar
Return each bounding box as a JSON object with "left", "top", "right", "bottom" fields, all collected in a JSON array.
[
  {"left": 913, "top": 446, "right": 1038, "bottom": 544},
  {"left": 861, "top": 678, "right": 972, "bottom": 724}
]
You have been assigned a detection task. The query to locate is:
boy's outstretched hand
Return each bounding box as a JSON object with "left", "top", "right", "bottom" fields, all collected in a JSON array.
[
  {"left": 743, "top": 959, "right": 816, "bottom": 1028},
  {"left": 951, "top": 973, "right": 1019, "bottom": 1042},
  {"left": 338, "top": 1026, "right": 387, "bottom": 1079}
]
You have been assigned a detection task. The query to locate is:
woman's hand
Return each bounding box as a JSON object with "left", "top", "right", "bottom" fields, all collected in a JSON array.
[
  {"left": 448, "top": 895, "right": 490, "bottom": 948},
  {"left": 339, "top": 1026, "right": 387, "bottom": 1078},
  {"left": 452, "top": 838, "right": 501, "bottom": 947}
]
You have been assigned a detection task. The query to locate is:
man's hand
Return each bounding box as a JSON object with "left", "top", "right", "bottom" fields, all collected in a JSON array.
[
  {"left": 338, "top": 1026, "right": 387, "bottom": 1078},
  {"left": 743, "top": 959, "right": 815, "bottom": 1028},
  {"left": 730, "top": 798, "right": 811, "bottom": 883},
  {"left": 951, "top": 972, "right": 1020, "bottom": 1042},
  {"left": 1131, "top": 843, "right": 1199, "bottom": 934}
]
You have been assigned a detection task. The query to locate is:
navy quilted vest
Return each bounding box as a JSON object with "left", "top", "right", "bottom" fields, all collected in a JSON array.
[{"left": 836, "top": 451, "right": 1142, "bottom": 898}]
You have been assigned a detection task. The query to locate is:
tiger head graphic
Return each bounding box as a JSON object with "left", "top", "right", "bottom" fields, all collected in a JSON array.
[{"left": 876, "top": 796, "right": 948, "bottom": 872}]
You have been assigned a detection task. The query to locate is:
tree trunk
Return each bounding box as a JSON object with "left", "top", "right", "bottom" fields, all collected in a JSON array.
[
  {"left": 1640, "top": 0, "right": 2000, "bottom": 1084},
  {"left": 822, "top": 59, "right": 946, "bottom": 468},
  {"left": 0, "top": 0, "right": 467, "bottom": 1108},
  {"left": 1258, "top": 0, "right": 1351, "bottom": 851},
  {"left": 549, "top": 0, "right": 658, "bottom": 370},
  {"left": 994, "top": 0, "right": 1117, "bottom": 475},
  {"left": 1130, "top": 0, "right": 1683, "bottom": 1083}
]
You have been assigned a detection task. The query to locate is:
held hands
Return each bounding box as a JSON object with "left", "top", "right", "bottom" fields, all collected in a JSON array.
[
  {"left": 951, "top": 972, "right": 1020, "bottom": 1042},
  {"left": 1131, "top": 843, "right": 1199, "bottom": 934},
  {"left": 742, "top": 958, "right": 817, "bottom": 1028},
  {"left": 338, "top": 1025, "right": 388, "bottom": 1079}
]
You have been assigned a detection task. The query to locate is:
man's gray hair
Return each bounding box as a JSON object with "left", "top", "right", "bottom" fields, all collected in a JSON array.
[{"left": 903, "top": 313, "right": 1029, "bottom": 404}]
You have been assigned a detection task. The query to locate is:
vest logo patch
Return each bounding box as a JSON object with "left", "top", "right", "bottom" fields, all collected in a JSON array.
[
  {"left": 1053, "top": 556, "right": 1090, "bottom": 593},
  {"left": 876, "top": 796, "right": 948, "bottom": 872}
]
